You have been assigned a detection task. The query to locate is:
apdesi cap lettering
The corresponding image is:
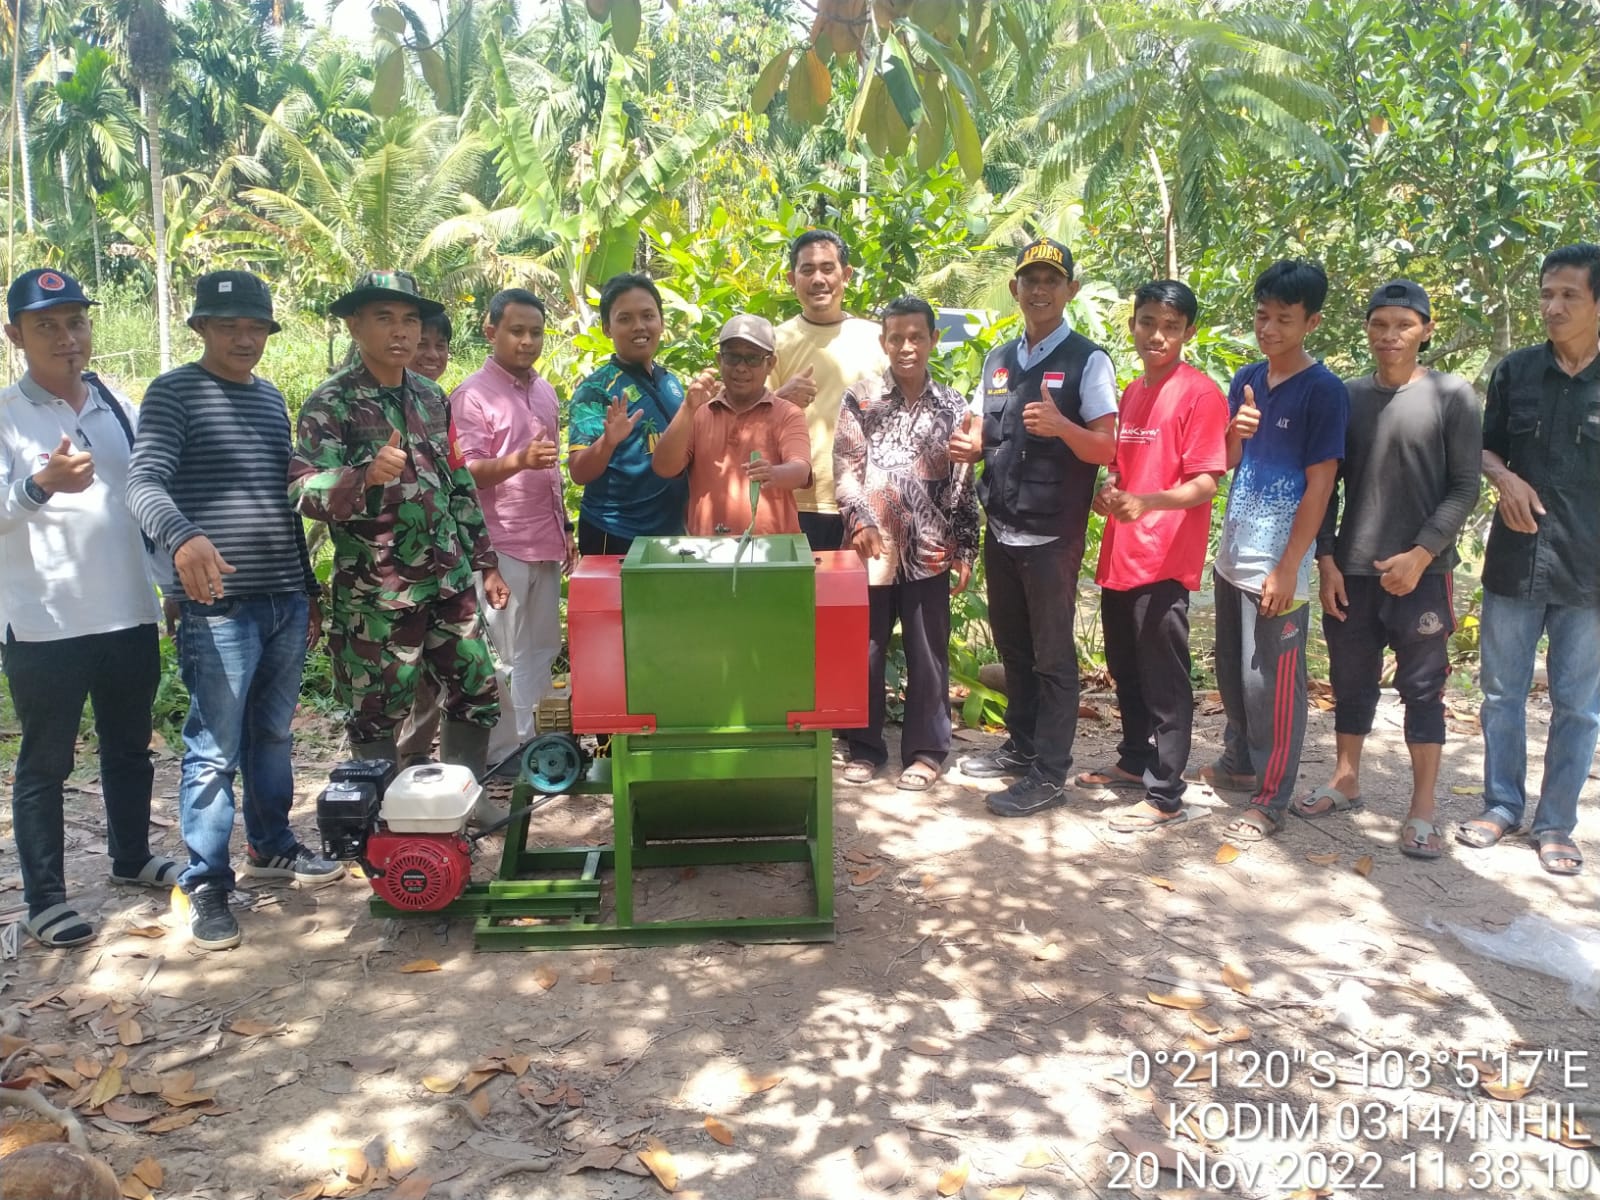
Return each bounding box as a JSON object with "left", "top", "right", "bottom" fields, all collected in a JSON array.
[{"left": 1014, "top": 237, "right": 1074, "bottom": 280}]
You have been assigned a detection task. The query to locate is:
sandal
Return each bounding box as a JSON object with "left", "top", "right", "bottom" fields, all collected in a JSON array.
[
  {"left": 1456, "top": 811, "right": 1518, "bottom": 849},
  {"left": 1109, "top": 801, "right": 1205, "bottom": 833},
  {"left": 1192, "top": 762, "right": 1257, "bottom": 793},
  {"left": 1075, "top": 765, "right": 1144, "bottom": 792},
  {"left": 22, "top": 903, "right": 95, "bottom": 948},
  {"left": 842, "top": 760, "right": 879, "bottom": 784},
  {"left": 110, "top": 855, "right": 182, "bottom": 889},
  {"left": 1399, "top": 816, "right": 1444, "bottom": 860},
  {"left": 896, "top": 762, "right": 940, "bottom": 792},
  {"left": 1223, "top": 807, "right": 1281, "bottom": 843},
  {"left": 1532, "top": 831, "right": 1584, "bottom": 876},
  {"left": 1292, "top": 786, "right": 1364, "bottom": 820}
]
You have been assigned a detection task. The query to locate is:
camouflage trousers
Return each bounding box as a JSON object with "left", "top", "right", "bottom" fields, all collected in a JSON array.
[{"left": 328, "top": 589, "right": 499, "bottom": 743}]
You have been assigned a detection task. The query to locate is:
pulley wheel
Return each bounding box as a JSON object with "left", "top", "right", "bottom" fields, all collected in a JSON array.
[{"left": 522, "top": 733, "right": 584, "bottom": 794}]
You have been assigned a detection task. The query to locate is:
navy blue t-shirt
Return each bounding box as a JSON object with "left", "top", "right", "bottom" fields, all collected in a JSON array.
[{"left": 1215, "top": 359, "right": 1348, "bottom": 598}]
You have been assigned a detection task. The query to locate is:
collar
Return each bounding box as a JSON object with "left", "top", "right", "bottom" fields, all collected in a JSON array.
[
  {"left": 882, "top": 369, "right": 936, "bottom": 404},
  {"left": 1541, "top": 339, "right": 1600, "bottom": 381},
  {"left": 610, "top": 354, "right": 660, "bottom": 381},
  {"left": 709, "top": 389, "right": 776, "bottom": 412},
  {"left": 1020, "top": 317, "right": 1073, "bottom": 359},
  {"left": 481, "top": 355, "right": 539, "bottom": 389},
  {"left": 19, "top": 370, "right": 98, "bottom": 409}
]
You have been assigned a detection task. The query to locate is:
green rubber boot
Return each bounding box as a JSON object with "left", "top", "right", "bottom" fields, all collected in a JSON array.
[
  {"left": 440, "top": 721, "right": 499, "bottom": 826},
  {"left": 349, "top": 736, "right": 399, "bottom": 766}
]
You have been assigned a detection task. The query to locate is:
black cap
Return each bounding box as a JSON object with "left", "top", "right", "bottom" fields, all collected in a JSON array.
[
  {"left": 7, "top": 268, "right": 96, "bottom": 323},
  {"left": 1366, "top": 279, "right": 1431, "bottom": 322},
  {"left": 188, "top": 270, "right": 281, "bottom": 333},
  {"left": 328, "top": 269, "right": 444, "bottom": 320},
  {"left": 1014, "top": 237, "right": 1074, "bottom": 280}
]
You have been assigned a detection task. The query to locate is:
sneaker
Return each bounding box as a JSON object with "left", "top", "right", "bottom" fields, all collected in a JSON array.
[
  {"left": 242, "top": 843, "right": 347, "bottom": 885},
  {"left": 985, "top": 770, "right": 1070, "bottom": 817},
  {"left": 188, "top": 884, "right": 241, "bottom": 951},
  {"left": 959, "top": 742, "right": 1035, "bottom": 779}
]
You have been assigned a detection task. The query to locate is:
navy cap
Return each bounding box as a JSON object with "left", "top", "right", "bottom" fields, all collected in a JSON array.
[
  {"left": 7, "top": 268, "right": 96, "bottom": 323},
  {"left": 1366, "top": 279, "right": 1431, "bottom": 322}
]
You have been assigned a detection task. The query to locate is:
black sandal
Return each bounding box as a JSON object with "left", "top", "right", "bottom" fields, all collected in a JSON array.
[
  {"left": 1532, "top": 831, "right": 1584, "bottom": 876},
  {"left": 1456, "top": 812, "right": 1517, "bottom": 849}
]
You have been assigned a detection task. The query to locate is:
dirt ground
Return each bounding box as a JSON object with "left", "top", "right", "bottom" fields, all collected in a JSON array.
[{"left": 1, "top": 693, "right": 1596, "bottom": 1200}]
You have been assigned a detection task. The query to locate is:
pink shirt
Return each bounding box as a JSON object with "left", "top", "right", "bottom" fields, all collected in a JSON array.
[
  {"left": 449, "top": 358, "right": 567, "bottom": 563},
  {"left": 1096, "top": 361, "right": 1229, "bottom": 592}
]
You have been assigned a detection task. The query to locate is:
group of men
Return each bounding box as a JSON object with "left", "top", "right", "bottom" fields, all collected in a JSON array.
[{"left": 1, "top": 232, "right": 1595, "bottom": 953}]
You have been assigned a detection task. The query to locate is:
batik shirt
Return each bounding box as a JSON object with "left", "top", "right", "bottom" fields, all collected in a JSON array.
[
  {"left": 833, "top": 370, "right": 980, "bottom": 587},
  {"left": 288, "top": 361, "right": 497, "bottom": 610}
]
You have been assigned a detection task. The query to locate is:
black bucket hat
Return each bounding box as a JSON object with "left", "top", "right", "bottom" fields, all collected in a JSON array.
[{"left": 188, "top": 270, "right": 281, "bottom": 333}]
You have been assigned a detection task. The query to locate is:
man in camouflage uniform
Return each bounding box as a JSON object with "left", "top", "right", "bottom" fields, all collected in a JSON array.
[{"left": 288, "top": 271, "right": 508, "bottom": 794}]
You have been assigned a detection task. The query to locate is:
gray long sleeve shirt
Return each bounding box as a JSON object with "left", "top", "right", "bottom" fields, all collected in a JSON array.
[{"left": 1316, "top": 369, "right": 1482, "bottom": 575}]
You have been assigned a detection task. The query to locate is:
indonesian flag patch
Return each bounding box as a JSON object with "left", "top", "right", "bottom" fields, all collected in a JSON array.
[
  {"left": 990, "top": 367, "right": 1009, "bottom": 389},
  {"left": 1042, "top": 371, "right": 1066, "bottom": 392}
]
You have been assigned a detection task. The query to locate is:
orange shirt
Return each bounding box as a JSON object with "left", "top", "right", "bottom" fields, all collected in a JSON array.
[{"left": 683, "top": 391, "right": 813, "bottom": 536}]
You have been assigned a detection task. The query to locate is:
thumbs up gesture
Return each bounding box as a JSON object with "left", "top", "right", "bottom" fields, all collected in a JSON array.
[
  {"left": 34, "top": 435, "right": 96, "bottom": 495},
  {"left": 365, "top": 429, "right": 408, "bottom": 487},
  {"left": 1230, "top": 384, "right": 1261, "bottom": 440},
  {"left": 947, "top": 410, "right": 983, "bottom": 464},
  {"left": 776, "top": 364, "right": 817, "bottom": 407}
]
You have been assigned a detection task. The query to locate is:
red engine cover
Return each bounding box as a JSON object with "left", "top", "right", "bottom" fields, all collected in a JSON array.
[{"left": 365, "top": 830, "right": 472, "bottom": 911}]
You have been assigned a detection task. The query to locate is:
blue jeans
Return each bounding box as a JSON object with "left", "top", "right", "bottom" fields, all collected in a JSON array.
[
  {"left": 1479, "top": 591, "right": 1600, "bottom": 838},
  {"left": 177, "top": 593, "right": 309, "bottom": 891}
]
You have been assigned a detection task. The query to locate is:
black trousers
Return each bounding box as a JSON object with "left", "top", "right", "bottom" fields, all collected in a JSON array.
[
  {"left": 577, "top": 517, "right": 634, "bottom": 557},
  {"left": 846, "top": 572, "right": 952, "bottom": 770},
  {"left": 1324, "top": 573, "right": 1451, "bottom": 744},
  {"left": 799, "top": 511, "right": 845, "bottom": 552},
  {"left": 984, "top": 534, "right": 1083, "bottom": 783},
  {"left": 2, "top": 623, "right": 159, "bottom": 914},
  {"left": 1102, "top": 580, "right": 1193, "bottom": 812}
]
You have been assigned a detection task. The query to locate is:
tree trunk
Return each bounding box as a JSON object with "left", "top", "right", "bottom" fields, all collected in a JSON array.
[
  {"left": 1145, "top": 143, "right": 1177, "bottom": 278},
  {"left": 143, "top": 85, "right": 171, "bottom": 373},
  {"left": 90, "top": 210, "right": 103, "bottom": 290},
  {"left": 11, "top": 27, "right": 34, "bottom": 233}
]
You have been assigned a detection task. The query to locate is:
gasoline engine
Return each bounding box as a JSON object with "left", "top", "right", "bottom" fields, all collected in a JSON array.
[{"left": 315, "top": 760, "right": 480, "bottom": 912}]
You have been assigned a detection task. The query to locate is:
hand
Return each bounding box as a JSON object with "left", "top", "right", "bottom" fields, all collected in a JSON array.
[
  {"left": 163, "top": 597, "right": 180, "bottom": 639},
  {"left": 1374, "top": 546, "right": 1430, "bottom": 597},
  {"left": 851, "top": 526, "right": 884, "bottom": 560},
  {"left": 1259, "top": 561, "right": 1296, "bottom": 618},
  {"left": 483, "top": 567, "right": 510, "bottom": 609},
  {"left": 33, "top": 435, "right": 95, "bottom": 494},
  {"left": 1318, "top": 557, "right": 1349, "bottom": 621},
  {"left": 1092, "top": 472, "right": 1120, "bottom": 517},
  {"left": 1106, "top": 490, "right": 1151, "bottom": 523},
  {"left": 307, "top": 595, "right": 323, "bottom": 647},
  {"left": 173, "top": 534, "right": 237, "bottom": 603},
  {"left": 1022, "top": 382, "right": 1070, "bottom": 439},
  {"left": 685, "top": 369, "right": 722, "bottom": 411},
  {"left": 519, "top": 438, "right": 560, "bottom": 471},
  {"left": 1230, "top": 384, "right": 1260, "bottom": 440},
  {"left": 776, "top": 364, "right": 816, "bottom": 407},
  {"left": 365, "top": 430, "right": 407, "bottom": 487},
  {"left": 1492, "top": 469, "right": 1544, "bottom": 534},
  {"left": 947, "top": 411, "right": 983, "bottom": 464},
  {"left": 563, "top": 528, "right": 579, "bottom": 575},
  {"left": 601, "top": 395, "right": 643, "bottom": 448},
  {"left": 951, "top": 560, "right": 971, "bottom": 595},
  {"left": 745, "top": 455, "right": 777, "bottom": 486}
]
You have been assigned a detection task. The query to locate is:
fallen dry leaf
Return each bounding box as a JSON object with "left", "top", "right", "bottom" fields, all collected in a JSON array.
[
  {"left": 532, "top": 966, "right": 559, "bottom": 991},
  {"left": 849, "top": 865, "right": 885, "bottom": 886},
  {"left": 567, "top": 1146, "right": 625, "bottom": 1174},
  {"left": 584, "top": 965, "right": 614, "bottom": 985},
  {"left": 985, "top": 1188, "right": 1026, "bottom": 1200},
  {"left": 398, "top": 959, "right": 441, "bottom": 974},
  {"left": 1448, "top": 785, "right": 1482, "bottom": 796},
  {"left": 1286, "top": 1189, "right": 1333, "bottom": 1200},
  {"left": 102, "top": 1099, "right": 157, "bottom": 1124},
  {"left": 1019, "top": 1144, "right": 1051, "bottom": 1168},
  {"left": 920, "top": 873, "right": 937, "bottom": 891},
  {"left": 1110, "top": 1126, "right": 1182, "bottom": 1172},
  {"left": 228, "top": 1018, "right": 283, "bottom": 1037},
  {"left": 1147, "top": 990, "right": 1209, "bottom": 1011},
  {"left": 120, "top": 1177, "right": 153, "bottom": 1200},
  {"left": 1218, "top": 1025, "right": 1253, "bottom": 1044},
  {"left": 1221, "top": 962, "right": 1254, "bottom": 996},
  {"left": 74, "top": 1056, "right": 102, "bottom": 1080},
  {"left": 467, "top": 1089, "right": 491, "bottom": 1120},
  {"left": 1189, "top": 1011, "right": 1222, "bottom": 1035},
  {"left": 163, "top": 1070, "right": 196, "bottom": 1094},
  {"left": 117, "top": 1018, "right": 145, "bottom": 1047},
  {"left": 843, "top": 848, "right": 876, "bottom": 864},
  {"left": 123, "top": 925, "right": 166, "bottom": 939},
  {"left": 391, "top": 1174, "right": 433, "bottom": 1200},
  {"left": 1029, "top": 940, "right": 1064, "bottom": 963},
  {"left": 1305, "top": 851, "right": 1341, "bottom": 865},
  {"left": 109, "top": 1049, "right": 129, "bottom": 1070},
  {"left": 1145, "top": 876, "right": 1176, "bottom": 891},
  {"left": 907, "top": 1037, "right": 948, "bottom": 1056},
  {"left": 44, "top": 1066, "right": 84, "bottom": 1089},
  {"left": 385, "top": 1140, "right": 418, "bottom": 1178},
  {"left": 1215, "top": 843, "right": 1241, "bottom": 864},
  {"left": 161, "top": 1090, "right": 217, "bottom": 1108},
  {"left": 130, "top": 1157, "right": 163, "bottom": 1188},
  {"left": 1353, "top": 854, "right": 1374, "bottom": 877},
  {"left": 129, "top": 1073, "right": 162, "bottom": 1095},
  {"left": 287, "top": 1183, "right": 326, "bottom": 1200},
  {"left": 421, "top": 1075, "right": 459, "bottom": 1094},
  {"left": 145, "top": 1108, "right": 204, "bottom": 1134},
  {"left": 937, "top": 1160, "right": 970, "bottom": 1196},
  {"left": 704, "top": 1116, "right": 734, "bottom": 1146},
  {"left": 1481, "top": 1080, "right": 1531, "bottom": 1102},
  {"left": 637, "top": 1144, "right": 678, "bottom": 1191},
  {"left": 1183, "top": 1034, "right": 1210, "bottom": 1053},
  {"left": 503, "top": 1054, "right": 531, "bottom": 1077},
  {"left": 460, "top": 1069, "right": 500, "bottom": 1093},
  {"left": 739, "top": 1071, "right": 783, "bottom": 1094},
  {"left": 334, "top": 1148, "right": 371, "bottom": 1183},
  {"left": 88, "top": 1066, "right": 125, "bottom": 1110}
]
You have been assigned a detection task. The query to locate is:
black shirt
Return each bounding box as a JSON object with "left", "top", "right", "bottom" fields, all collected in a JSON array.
[{"left": 1480, "top": 342, "right": 1600, "bottom": 606}]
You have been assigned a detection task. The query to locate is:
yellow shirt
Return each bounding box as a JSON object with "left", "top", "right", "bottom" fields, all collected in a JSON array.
[{"left": 771, "top": 315, "right": 888, "bottom": 513}]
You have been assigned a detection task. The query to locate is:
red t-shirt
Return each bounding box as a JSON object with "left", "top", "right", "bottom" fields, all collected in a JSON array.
[{"left": 1096, "top": 361, "right": 1228, "bottom": 592}]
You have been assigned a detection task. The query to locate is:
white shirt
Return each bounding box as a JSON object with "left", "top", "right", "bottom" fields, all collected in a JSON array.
[
  {"left": 968, "top": 319, "right": 1119, "bottom": 546},
  {"left": 0, "top": 373, "right": 161, "bottom": 641}
]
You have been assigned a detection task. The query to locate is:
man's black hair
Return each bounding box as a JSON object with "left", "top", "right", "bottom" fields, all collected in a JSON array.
[
  {"left": 487, "top": 287, "right": 547, "bottom": 325},
  {"left": 788, "top": 229, "right": 850, "bottom": 271},
  {"left": 421, "top": 310, "right": 452, "bottom": 342},
  {"left": 1133, "top": 279, "right": 1199, "bottom": 327},
  {"left": 880, "top": 295, "right": 937, "bottom": 335},
  {"left": 1540, "top": 242, "right": 1600, "bottom": 300},
  {"left": 598, "top": 273, "right": 663, "bottom": 326},
  {"left": 1253, "top": 258, "right": 1329, "bottom": 315}
]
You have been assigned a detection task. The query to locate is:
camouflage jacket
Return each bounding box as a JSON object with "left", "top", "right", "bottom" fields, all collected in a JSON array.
[{"left": 288, "top": 361, "right": 497, "bottom": 610}]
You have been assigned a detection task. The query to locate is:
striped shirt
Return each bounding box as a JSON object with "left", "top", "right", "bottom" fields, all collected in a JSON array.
[{"left": 127, "top": 363, "right": 317, "bottom": 598}]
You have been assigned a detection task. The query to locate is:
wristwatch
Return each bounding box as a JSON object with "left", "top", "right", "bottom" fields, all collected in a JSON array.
[{"left": 22, "top": 476, "right": 49, "bottom": 505}]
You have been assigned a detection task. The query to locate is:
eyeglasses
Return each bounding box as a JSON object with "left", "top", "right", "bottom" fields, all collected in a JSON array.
[{"left": 719, "top": 350, "right": 769, "bottom": 368}]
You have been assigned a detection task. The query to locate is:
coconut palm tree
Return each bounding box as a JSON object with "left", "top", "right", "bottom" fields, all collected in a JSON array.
[{"left": 121, "top": 0, "right": 175, "bottom": 369}]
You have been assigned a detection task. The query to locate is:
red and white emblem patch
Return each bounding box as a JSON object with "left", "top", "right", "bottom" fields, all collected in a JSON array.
[
  {"left": 990, "top": 367, "right": 1009, "bottom": 389},
  {"left": 38, "top": 271, "right": 66, "bottom": 291},
  {"left": 1042, "top": 371, "right": 1065, "bottom": 391}
]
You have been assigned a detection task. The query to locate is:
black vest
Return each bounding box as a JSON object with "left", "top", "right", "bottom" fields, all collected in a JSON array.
[{"left": 976, "top": 328, "right": 1104, "bottom": 538}]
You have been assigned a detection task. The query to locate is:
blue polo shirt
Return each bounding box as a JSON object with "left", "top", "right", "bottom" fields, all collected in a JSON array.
[{"left": 1215, "top": 359, "right": 1348, "bottom": 599}]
